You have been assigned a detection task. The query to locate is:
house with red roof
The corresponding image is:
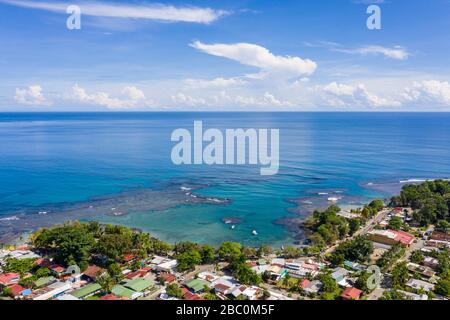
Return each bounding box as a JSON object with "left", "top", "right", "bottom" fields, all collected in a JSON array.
[
  {"left": 100, "top": 294, "right": 127, "bottom": 300},
  {"left": 181, "top": 288, "right": 203, "bottom": 300},
  {"left": 49, "top": 264, "right": 66, "bottom": 276},
  {"left": 214, "top": 283, "right": 233, "bottom": 295},
  {"left": 8, "top": 284, "right": 30, "bottom": 298},
  {"left": 125, "top": 268, "right": 150, "bottom": 280},
  {"left": 299, "top": 279, "right": 311, "bottom": 290},
  {"left": 0, "top": 273, "right": 20, "bottom": 286},
  {"left": 82, "top": 265, "right": 106, "bottom": 282},
  {"left": 157, "top": 272, "right": 176, "bottom": 284},
  {"left": 368, "top": 229, "right": 415, "bottom": 246},
  {"left": 35, "top": 258, "right": 52, "bottom": 268},
  {"left": 122, "top": 254, "right": 136, "bottom": 263},
  {"left": 341, "top": 287, "right": 363, "bottom": 300}
]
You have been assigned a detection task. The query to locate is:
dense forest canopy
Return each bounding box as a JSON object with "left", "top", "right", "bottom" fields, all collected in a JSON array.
[{"left": 391, "top": 180, "right": 450, "bottom": 226}]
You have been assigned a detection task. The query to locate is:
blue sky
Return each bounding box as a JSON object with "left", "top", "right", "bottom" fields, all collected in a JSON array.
[{"left": 0, "top": 0, "right": 450, "bottom": 111}]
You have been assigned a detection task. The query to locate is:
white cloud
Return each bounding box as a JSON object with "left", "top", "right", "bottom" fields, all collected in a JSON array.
[
  {"left": 15, "top": 85, "right": 49, "bottom": 105},
  {"left": 262, "top": 92, "right": 293, "bottom": 107},
  {"left": 171, "top": 93, "right": 206, "bottom": 106},
  {"left": 172, "top": 90, "right": 293, "bottom": 108},
  {"left": 307, "top": 41, "right": 410, "bottom": 60},
  {"left": 190, "top": 41, "right": 317, "bottom": 77},
  {"left": 0, "top": 0, "right": 228, "bottom": 24},
  {"left": 402, "top": 80, "right": 450, "bottom": 106},
  {"left": 323, "top": 82, "right": 356, "bottom": 96},
  {"left": 70, "top": 84, "right": 149, "bottom": 109},
  {"left": 183, "top": 77, "right": 247, "bottom": 89},
  {"left": 317, "top": 82, "right": 401, "bottom": 107},
  {"left": 352, "top": 45, "right": 410, "bottom": 60},
  {"left": 122, "top": 86, "right": 146, "bottom": 100}
]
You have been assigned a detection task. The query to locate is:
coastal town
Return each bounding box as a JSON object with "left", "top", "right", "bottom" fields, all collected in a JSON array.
[{"left": 1, "top": 180, "right": 449, "bottom": 301}]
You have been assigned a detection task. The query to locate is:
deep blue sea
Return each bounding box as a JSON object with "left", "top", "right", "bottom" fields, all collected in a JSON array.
[{"left": 1, "top": 112, "right": 450, "bottom": 246}]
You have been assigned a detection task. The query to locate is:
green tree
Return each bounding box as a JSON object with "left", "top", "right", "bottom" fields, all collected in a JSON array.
[
  {"left": 410, "top": 250, "right": 424, "bottom": 264},
  {"left": 393, "top": 180, "right": 450, "bottom": 226},
  {"left": 379, "top": 289, "right": 408, "bottom": 300},
  {"left": 175, "top": 250, "right": 202, "bottom": 272},
  {"left": 282, "top": 246, "right": 302, "bottom": 259},
  {"left": 436, "top": 250, "right": 449, "bottom": 277},
  {"left": 377, "top": 243, "right": 405, "bottom": 271},
  {"left": 218, "top": 242, "right": 242, "bottom": 262},
  {"left": 97, "top": 273, "right": 114, "bottom": 293},
  {"left": 242, "top": 247, "right": 258, "bottom": 259},
  {"left": 107, "top": 263, "right": 123, "bottom": 283},
  {"left": 349, "top": 218, "right": 362, "bottom": 235},
  {"left": 330, "top": 236, "right": 374, "bottom": 264},
  {"left": 388, "top": 216, "right": 404, "bottom": 230},
  {"left": 437, "top": 220, "right": 450, "bottom": 233},
  {"left": 434, "top": 278, "right": 450, "bottom": 297},
  {"left": 149, "top": 239, "right": 172, "bottom": 256},
  {"left": 2, "top": 287, "right": 13, "bottom": 297},
  {"left": 232, "top": 262, "right": 261, "bottom": 285},
  {"left": 174, "top": 241, "right": 200, "bottom": 254},
  {"left": 3, "top": 258, "right": 36, "bottom": 275},
  {"left": 166, "top": 284, "right": 183, "bottom": 299},
  {"left": 368, "top": 199, "right": 385, "bottom": 213},
  {"left": 95, "top": 232, "right": 133, "bottom": 262},
  {"left": 355, "top": 271, "right": 374, "bottom": 294},
  {"left": 391, "top": 262, "right": 410, "bottom": 289},
  {"left": 33, "top": 223, "right": 95, "bottom": 269},
  {"left": 257, "top": 245, "right": 273, "bottom": 257},
  {"left": 200, "top": 245, "right": 215, "bottom": 264},
  {"left": 35, "top": 267, "right": 52, "bottom": 278},
  {"left": 318, "top": 273, "right": 338, "bottom": 293}
]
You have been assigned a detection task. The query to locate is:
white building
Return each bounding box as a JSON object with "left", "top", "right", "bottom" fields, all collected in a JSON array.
[
  {"left": 31, "top": 281, "right": 73, "bottom": 301},
  {"left": 155, "top": 259, "right": 178, "bottom": 273},
  {"left": 406, "top": 279, "right": 435, "bottom": 292}
]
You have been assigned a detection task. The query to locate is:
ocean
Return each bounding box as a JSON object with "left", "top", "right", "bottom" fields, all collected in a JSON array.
[{"left": 1, "top": 112, "right": 450, "bottom": 246}]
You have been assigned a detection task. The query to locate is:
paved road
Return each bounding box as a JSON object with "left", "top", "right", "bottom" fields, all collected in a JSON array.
[
  {"left": 358, "top": 209, "right": 391, "bottom": 236},
  {"left": 323, "top": 209, "right": 390, "bottom": 256}
]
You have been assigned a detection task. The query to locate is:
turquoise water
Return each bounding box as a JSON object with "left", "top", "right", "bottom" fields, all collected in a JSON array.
[{"left": 1, "top": 112, "right": 450, "bottom": 246}]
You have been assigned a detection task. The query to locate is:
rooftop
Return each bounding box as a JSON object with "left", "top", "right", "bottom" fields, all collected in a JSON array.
[
  {"left": 123, "top": 277, "right": 154, "bottom": 292},
  {"left": 71, "top": 283, "right": 102, "bottom": 299},
  {"left": 369, "top": 229, "right": 415, "bottom": 245},
  {"left": 341, "top": 287, "right": 363, "bottom": 300},
  {"left": 186, "top": 278, "right": 209, "bottom": 293},
  {"left": 112, "top": 284, "right": 137, "bottom": 299}
]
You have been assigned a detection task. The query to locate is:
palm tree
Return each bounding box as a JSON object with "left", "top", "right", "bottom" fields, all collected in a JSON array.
[{"left": 97, "top": 273, "right": 114, "bottom": 293}]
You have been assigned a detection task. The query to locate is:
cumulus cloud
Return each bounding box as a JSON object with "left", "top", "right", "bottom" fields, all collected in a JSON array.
[
  {"left": 402, "top": 80, "right": 450, "bottom": 106},
  {"left": 190, "top": 41, "right": 317, "bottom": 77},
  {"left": 323, "top": 82, "right": 356, "bottom": 96},
  {"left": 262, "top": 92, "right": 293, "bottom": 107},
  {"left": 0, "top": 0, "right": 228, "bottom": 24},
  {"left": 171, "top": 93, "right": 206, "bottom": 107},
  {"left": 70, "top": 84, "right": 149, "bottom": 109},
  {"left": 318, "top": 82, "right": 401, "bottom": 107},
  {"left": 15, "top": 85, "right": 49, "bottom": 105},
  {"left": 172, "top": 90, "right": 292, "bottom": 108}
]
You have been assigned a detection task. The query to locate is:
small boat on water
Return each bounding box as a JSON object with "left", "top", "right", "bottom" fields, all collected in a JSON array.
[
  {"left": 231, "top": 225, "right": 235, "bottom": 230},
  {"left": 252, "top": 230, "right": 258, "bottom": 236}
]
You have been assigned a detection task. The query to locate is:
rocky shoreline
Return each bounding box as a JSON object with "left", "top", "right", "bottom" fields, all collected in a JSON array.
[{"left": 0, "top": 185, "right": 231, "bottom": 244}]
